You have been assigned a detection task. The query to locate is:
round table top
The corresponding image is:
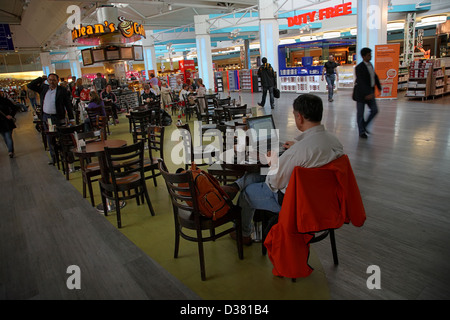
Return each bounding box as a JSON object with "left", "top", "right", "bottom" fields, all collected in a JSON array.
[{"left": 84, "top": 139, "right": 127, "bottom": 154}]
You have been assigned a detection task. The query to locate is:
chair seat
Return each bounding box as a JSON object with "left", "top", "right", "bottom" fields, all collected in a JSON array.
[
  {"left": 177, "top": 206, "right": 239, "bottom": 230},
  {"left": 109, "top": 172, "right": 141, "bottom": 185},
  {"left": 86, "top": 162, "right": 100, "bottom": 171}
]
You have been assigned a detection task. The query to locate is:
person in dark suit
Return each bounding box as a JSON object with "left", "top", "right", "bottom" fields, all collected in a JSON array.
[
  {"left": 28, "top": 73, "right": 75, "bottom": 164},
  {"left": 352, "top": 47, "right": 381, "bottom": 139}
]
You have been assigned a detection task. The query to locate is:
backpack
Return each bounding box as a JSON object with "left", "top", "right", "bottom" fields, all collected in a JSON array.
[{"left": 179, "top": 162, "right": 231, "bottom": 220}]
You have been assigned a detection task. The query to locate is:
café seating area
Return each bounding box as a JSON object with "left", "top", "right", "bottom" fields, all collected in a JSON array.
[{"left": 3, "top": 90, "right": 450, "bottom": 300}]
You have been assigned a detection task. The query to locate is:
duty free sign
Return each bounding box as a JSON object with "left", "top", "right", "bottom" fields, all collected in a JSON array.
[{"left": 287, "top": 2, "right": 353, "bottom": 27}]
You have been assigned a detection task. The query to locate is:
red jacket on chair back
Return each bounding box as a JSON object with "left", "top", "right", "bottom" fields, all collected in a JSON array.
[{"left": 264, "top": 155, "right": 366, "bottom": 278}]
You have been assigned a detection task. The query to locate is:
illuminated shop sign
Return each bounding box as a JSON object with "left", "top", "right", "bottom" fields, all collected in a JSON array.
[
  {"left": 71, "top": 16, "right": 146, "bottom": 42},
  {"left": 288, "top": 2, "right": 352, "bottom": 27}
]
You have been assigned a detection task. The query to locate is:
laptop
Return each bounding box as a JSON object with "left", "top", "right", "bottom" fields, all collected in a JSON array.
[{"left": 246, "top": 115, "right": 286, "bottom": 155}]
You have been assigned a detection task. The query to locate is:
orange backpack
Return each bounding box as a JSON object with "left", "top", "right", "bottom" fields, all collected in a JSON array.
[{"left": 180, "top": 163, "right": 231, "bottom": 220}]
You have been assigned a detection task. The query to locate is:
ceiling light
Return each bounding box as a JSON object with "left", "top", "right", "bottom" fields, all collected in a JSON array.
[
  {"left": 387, "top": 22, "right": 404, "bottom": 30},
  {"left": 322, "top": 32, "right": 341, "bottom": 39},
  {"left": 416, "top": 15, "right": 447, "bottom": 27}
]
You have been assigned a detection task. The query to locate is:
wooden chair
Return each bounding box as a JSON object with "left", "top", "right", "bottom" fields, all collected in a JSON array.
[
  {"left": 99, "top": 141, "right": 155, "bottom": 228},
  {"left": 226, "top": 105, "right": 248, "bottom": 120},
  {"left": 158, "top": 159, "right": 244, "bottom": 281},
  {"left": 56, "top": 124, "right": 84, "bottom": 180},
  {"left": 129, "top": 109, "right": 152, "bottom": 144},
  {"left": 86, "top": 106, "right": 110, "bottom": 135},
  {"left": 72, "top": 130, "right": 102, "bottom": 206},
  {"left": 176, "top": 123, "right": 218, "bottom": 170}
]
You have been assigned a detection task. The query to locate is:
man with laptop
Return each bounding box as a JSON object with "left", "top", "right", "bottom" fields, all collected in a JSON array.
[{"left": 224, "top": 94, "right": 344, "bottom": 245}]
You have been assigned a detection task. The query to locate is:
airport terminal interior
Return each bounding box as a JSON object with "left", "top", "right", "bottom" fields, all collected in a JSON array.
[{"left": 1, "top": 0, "right": 450, "bottom": 302}]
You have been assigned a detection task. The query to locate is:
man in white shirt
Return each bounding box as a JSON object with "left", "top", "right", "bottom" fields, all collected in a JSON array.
[
  {"left": 28, "top": 73, "right": 75, "bottom": 164},
  {"left": 224, "top": 94, "right": 344, "bottom": 245}
]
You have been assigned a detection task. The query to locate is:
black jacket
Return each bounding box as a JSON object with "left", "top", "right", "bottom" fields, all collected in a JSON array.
[
  {"left": 257, "top": 63, "right": 276, "bottom": 88},
  {"left": 352, "top": 62, "right": 381, "bottom": 102},
  {"left": 27, "top": 77, "right": 74, "bottom": 121},
  {"left": 0, "top": 96, "right": 17, "bottom": 132}
]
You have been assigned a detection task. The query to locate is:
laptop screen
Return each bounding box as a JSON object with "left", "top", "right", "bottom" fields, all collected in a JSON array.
[{"left": 246, "top": 115, "right": 278, "bottom": 144}]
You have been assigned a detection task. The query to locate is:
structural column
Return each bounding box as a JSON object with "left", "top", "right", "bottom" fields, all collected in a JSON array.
[
  {"left": 258, "top": 0, "right": 279, "bottom": 84},
  {"left": 40, "top": 52, "right": 55, "bottom": 75},
  {"left": 194, "top": 15, "right": 214, "bottom": 90},
  {"left": 142, "top": 30, "right": 158, "bottom": 80},
  {"left": 67, "top": 47, "right": 82, "bottom": 79},
  {"left": 356, "top": 0, "right": 388, "bottom": 64}
]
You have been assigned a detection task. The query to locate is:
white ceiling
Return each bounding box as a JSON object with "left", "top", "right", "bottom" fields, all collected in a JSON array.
[{"left": 1, "top": 0, "right": 260, "bottom": 51}]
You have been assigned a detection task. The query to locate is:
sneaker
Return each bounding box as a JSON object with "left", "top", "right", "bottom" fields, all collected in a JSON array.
[{"left": 359, "top": 133, "right": 368, "bottom": 139}]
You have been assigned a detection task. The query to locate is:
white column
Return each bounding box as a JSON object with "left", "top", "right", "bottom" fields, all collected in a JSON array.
[
  {"left": 142, "top": 30, "right": 157, "bottom": 80},
  {"left": 356, "top": 0, "right": 388, "bottom": 64},
  {"left": 258, "top": 0, "right": 279, "bottom": 85},
  {"left": 67, "top": 47, "right": 82, "bottom": 79},
  {"left": 40, "top": 52, "right": 55, "bottom": 75},
  {"left": 194, "top": 15, "right": 214, "bottom": 90}
]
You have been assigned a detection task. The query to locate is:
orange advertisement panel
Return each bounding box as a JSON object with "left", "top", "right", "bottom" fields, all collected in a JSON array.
[{"left": 375, "top": 44, "right": 400, "bottom": 99}]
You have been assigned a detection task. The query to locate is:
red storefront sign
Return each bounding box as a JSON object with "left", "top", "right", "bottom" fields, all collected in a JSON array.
[
  {"left": 288, "top": 2, "right": 352, "bottom": 27},
  {"left": 179, "top": 60, "right": 196, "bottom": 71}
]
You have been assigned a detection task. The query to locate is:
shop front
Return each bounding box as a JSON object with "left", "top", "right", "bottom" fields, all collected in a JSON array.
[{"left": 277, "top": 39, "right": 356, "bottom": 93}]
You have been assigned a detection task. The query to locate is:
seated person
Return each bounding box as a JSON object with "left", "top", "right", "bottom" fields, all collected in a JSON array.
[
  {"left": 222, "top": 93, "right": 344, "bottom": 245},
  {"left": 179, "top": 83, "right": 189, "bottom": 104},
  {"left": 101, "top": 84, "right": 120, "bottom": 123},
  {"left": 141, "top": 84, "right": 157, "bottom": 105},
  {"left": 85, "top": 91, "right": 106, "bottom": 131}
]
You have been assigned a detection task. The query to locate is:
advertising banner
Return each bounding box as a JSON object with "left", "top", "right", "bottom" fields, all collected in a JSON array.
[{"left": 375, "top": 44, "right": 400, "bottom": 99}]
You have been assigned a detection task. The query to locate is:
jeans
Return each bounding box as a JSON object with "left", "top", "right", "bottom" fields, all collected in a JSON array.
[
  {"left": 235, "top": 173, "right": 282, "bottom": 237},
  {"left": 325, "top": 74, "right": 336, "bottom": 100},
  {"left": 29, "top": 97, "right": 37, "bottom": 111},
  {"left": 260, "top": 86, "right": 274, "bottom": 108},
  {"left": 356, "top": 97, "right": 379, "bottom": 135},
  {"left": 0, "top": 131, "right": 14, "bottom": 153}
]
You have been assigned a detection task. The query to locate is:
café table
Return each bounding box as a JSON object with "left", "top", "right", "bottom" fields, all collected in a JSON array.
[{"left": 74, "top": 139, "right": 127, "bottom": 213}]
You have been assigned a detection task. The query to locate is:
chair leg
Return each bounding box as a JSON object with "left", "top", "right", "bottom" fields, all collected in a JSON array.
[
  {"left": 87, "top": 179, "right": 95, "bottom": 207},
  {"left": 235, "top": 217, "right": 244, "bottom": 260},
  {"left": 197, "top": 230, "right": 206, "bottom": 281},
  {"left": 174, "top": 225, "right": 180, "bottom": 258},
  {"left": 329, "top": 229, "right": 339, "bottom": 265},
  {"left": 143, "top": 185, "right": 155, "bottom": 216},
  {"left": 115, "top": 195, "right": 122, "bottom": 228}
]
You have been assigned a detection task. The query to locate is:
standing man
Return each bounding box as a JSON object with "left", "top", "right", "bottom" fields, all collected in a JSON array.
[
  {"left": 257, "top": 57, "right": 276, "bottom": 109},
  {"left": 28, "top": 73, "right": 75, "bottom": 164},
  {"left": 0, "top": 90, "right": 17, "bottom": 158},
  {"left": 93, "top": 73, "right": 107, "bottom": 94},
  {"left": 352, "top": 47, "right": 381, "bottom": 139},
  {"left": 321, "top": 54, "right": 339, "bottom": 102}
]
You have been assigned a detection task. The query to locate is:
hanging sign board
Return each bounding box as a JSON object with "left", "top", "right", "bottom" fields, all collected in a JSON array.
[
  {"left": 288, "top": 2, "right": 352, "bottom": 27},
  {"left": 71, "top": 16, "right": 146, "bottom": 42},
  {"left": 375, "top": 44, "right": 400, "bottom": 99}
]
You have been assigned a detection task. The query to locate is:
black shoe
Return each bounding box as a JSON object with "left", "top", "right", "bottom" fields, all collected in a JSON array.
[
  {"left": 257, "top": 102, "right": 263, "bottom": 107},
  {"left": 359, "top": 133, "right": 368, "bottom": 139},
  {"left": 271, "top": 106, "right": 274, "bottom": 109},
  {"left": 48, "top": 161, "right": 55, "bottom": 165}
]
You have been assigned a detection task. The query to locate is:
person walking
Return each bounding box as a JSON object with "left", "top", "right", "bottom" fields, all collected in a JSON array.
[
  {"left": 321, "top": 54, "right": 339, "bottom": 102},
  {"left": 257, "top": 57, "right": 276, "bottom": 109},
  {"left": 0, "top": 90, "right": 17, "bottom": 158},
  {"left": 352, "top": 47, "right": 381, "bottom": 139}
]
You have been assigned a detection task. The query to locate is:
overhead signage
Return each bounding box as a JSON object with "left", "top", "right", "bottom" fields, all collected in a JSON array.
[
  {"left": 71, "top": 16, "right": 146, "bottom": 42},
  {"left": 0, "top": 24, "right": 14, "bottom": 51},
  {"left": 288, "top": 2, "right": 352, "bottom": 27}
]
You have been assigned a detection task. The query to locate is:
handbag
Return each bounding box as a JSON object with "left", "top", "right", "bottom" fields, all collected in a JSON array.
[{"left": 273, "top": 87, "right": 280, "bottom": 99}]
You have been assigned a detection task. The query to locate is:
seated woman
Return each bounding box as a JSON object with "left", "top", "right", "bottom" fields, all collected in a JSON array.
[
  {"left": 101, "top": 84, "right": 120, "bottom": 123},
  {"left": 84, "top": 91, "right": 106, "bottom": 131}
]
